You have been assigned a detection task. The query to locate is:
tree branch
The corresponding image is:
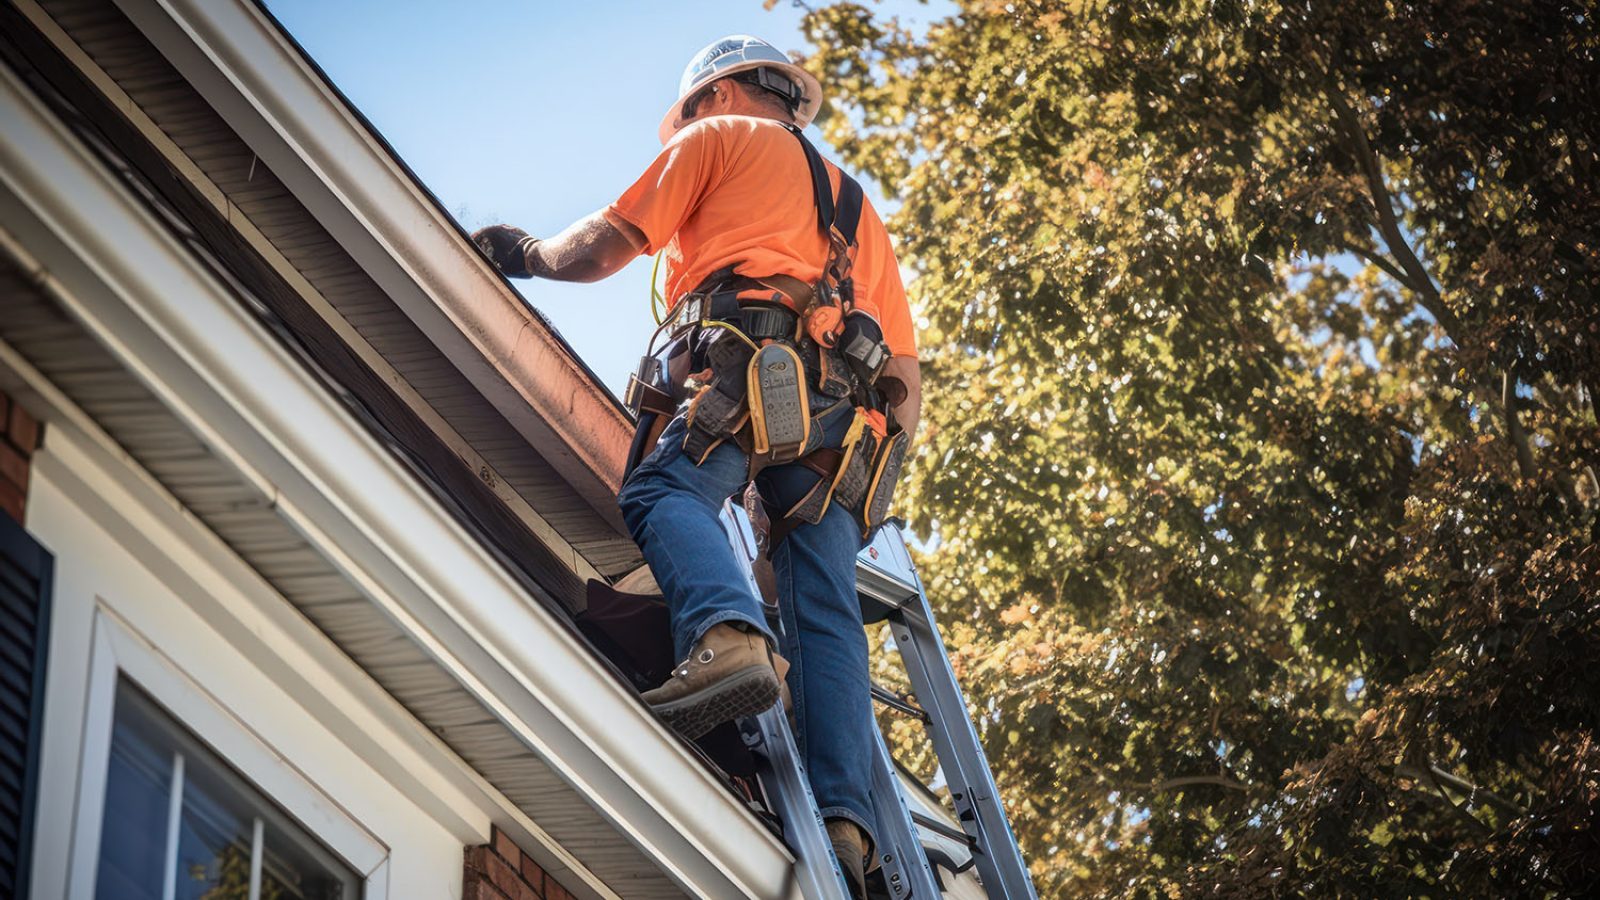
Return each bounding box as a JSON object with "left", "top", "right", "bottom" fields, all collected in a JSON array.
[
  {"left": 1133, "top": 775, "right": 1249, "bottom": 793},
  {"left": 1423, "top": 764, "right": 1529, "bottom": 818},
  {"left": 1347, "top": 244, "right": 1425, "bottom": 297},
  {"left": 1329, "top": 86, "right": 1569, "bottom": 494},
  {"left": 1327, "top": 89, "right": 1463, "bottom": 340},
  {"left": 1398, "top": 764, "right": 1528, "bottom": 819},
  {"left": 1502, "top": 371, "right": 1539, "bottom": 480},
  {"left": 1414, "top": 763, "right": 1494, "bottom": 835}
]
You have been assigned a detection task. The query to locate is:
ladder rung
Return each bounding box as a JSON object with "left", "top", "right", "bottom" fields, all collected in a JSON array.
[
  {"left": 869, "top": 682, "right": 929, "bottom": 722},
  {"left": 909, "top": 809, "right": 977, "bottom": 848}
]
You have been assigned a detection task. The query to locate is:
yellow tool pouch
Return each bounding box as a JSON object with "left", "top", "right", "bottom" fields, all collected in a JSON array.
[{"left": 746, "top": 343, "right": 810, "bottom": 464}]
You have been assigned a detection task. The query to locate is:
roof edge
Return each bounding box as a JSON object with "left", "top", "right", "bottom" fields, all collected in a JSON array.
[{"left": 117, "top": 0, "right": 633, "bottom": 519}]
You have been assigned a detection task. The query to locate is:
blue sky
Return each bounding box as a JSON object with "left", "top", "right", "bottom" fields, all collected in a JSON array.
[{"left": 265, "top": 0, "right": 950, "bottom": 397}]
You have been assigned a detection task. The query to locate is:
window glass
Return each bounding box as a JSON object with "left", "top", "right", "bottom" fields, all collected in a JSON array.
[
  {"left": 174, "top": 753, "right": 255, "bottom": 899},
  {"left": 95, "top": 692, "right": 172, "bottom": 900},
  {"left": 96, "top": 680, "right": 361, "bottom": 900}
]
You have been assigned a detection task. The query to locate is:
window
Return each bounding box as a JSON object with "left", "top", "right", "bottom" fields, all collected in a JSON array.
[{"left": 95, "top": 680, "right": 360, "bottom": 900}]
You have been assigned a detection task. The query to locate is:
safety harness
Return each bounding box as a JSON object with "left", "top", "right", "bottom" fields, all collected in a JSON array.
[{"left": 623, "top": 123, "right": 909, "bottom": 542}]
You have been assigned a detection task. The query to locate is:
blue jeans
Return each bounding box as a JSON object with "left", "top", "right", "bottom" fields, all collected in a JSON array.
[{"left": 617, "top": 406, "right": 878, "bottom": 844}]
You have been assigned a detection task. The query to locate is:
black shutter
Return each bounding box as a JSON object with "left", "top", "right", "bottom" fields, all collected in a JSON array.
[{"left": 0, "top": 514, "right": 51, "bottom": 900}]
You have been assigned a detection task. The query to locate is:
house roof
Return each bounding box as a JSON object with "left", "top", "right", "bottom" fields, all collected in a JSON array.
[{"left": 0, "top": 0, "right": 808, "bottom": 895}]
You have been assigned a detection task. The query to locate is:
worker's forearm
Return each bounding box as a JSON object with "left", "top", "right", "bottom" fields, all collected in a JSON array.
[
  {"left": 525, "top": 211, "right": 642, "bottom": 283},
  {"left": 883, "top": 356, "right": 921, "bottom": 441}
]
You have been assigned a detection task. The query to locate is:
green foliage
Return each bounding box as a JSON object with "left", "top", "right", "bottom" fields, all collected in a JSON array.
[{"left": 801, "top": 1, "right": 1599, "bottom": 895}]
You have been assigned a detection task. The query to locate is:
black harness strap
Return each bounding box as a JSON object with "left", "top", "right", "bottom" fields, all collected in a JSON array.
[
  {"left": 783, "top": 122, "right": 864, "bottom": 247},
  {"left": 834, "top": 176, "right": 864, "bottom": 245},
  {"left": 785, "top": 122, "right": 835, "bottom": 232}
]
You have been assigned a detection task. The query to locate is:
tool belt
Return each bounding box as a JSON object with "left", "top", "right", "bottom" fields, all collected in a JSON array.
[
  {"left": 624, "top": 280, "right": 907, "bottom": 539},
  {"left": 690, "top": 315, "right": 907, "bottom": 538},
  {"left": 621, "top": 123, "right": 907, "bottom": 539}
]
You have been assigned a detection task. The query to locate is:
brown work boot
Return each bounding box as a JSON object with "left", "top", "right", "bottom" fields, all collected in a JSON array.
[
  {"left": 641, "top": 624, "right": 782, "bottom": 739},
  {"left": 826, "top": 819, "right": 869, "bottom": 900}
]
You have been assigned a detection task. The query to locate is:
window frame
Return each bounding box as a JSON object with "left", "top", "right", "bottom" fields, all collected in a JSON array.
[{"left": 67, "top": 607, "right": 390, "bottom": 900}]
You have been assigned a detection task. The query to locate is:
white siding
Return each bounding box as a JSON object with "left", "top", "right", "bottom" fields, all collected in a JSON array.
[{"left": 25, "top": 435, "right": 477, "bottom": 900}]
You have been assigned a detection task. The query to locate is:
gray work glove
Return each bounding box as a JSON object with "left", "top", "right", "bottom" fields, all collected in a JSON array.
[
  {"left": 471, "top": 224, "right": 537, "bottom": 279},
  {"left": 840, "top": 311, "right": 890, "bottom": 387}
]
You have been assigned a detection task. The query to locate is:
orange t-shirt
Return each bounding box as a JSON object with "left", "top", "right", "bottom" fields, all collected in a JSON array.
[{"left": 604, "top": 115, "right": 918, "bottom": 359}]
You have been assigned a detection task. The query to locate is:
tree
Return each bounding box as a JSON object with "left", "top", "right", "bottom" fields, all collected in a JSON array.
[{"left": 799, "top": 1, "right": 1599, "bottom": 895}]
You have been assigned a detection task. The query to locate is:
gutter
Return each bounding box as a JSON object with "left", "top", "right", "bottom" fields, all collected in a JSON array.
[{"left": 114, "top": 0, "right": 634, "bottom": 526}]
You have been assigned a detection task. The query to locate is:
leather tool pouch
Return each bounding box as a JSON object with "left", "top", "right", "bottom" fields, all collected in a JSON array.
[
  {"left": 682, "top": 385, "right": 746, "bottom": 464},
  {"left": 856, "top": 426, "right": 910, "bottom": 536},
  {"left": 808, "top": 341, "right": 856, "bottom": 400},
  {"left": 831, "top": 432, "right": 873, "bottom": 516},
  {"left": 783, "top": 473, "right": 833, "bottom": 527},
  {"left": 781, "top": 442, "right": 847, "bottom": 526},
  {"left": 746, "top": 343, "right": 810, "bottom": 464},
  {"left": 682, "top": 329, "right": 754, "bottom": 464}
]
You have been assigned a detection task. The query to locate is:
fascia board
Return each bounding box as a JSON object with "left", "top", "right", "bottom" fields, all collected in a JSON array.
[
  {"left": 0, "top": 65, "right": 798, "bottom": 900},
  {"left": 112, "top": 0, "right": 633, "bottom": 529}
]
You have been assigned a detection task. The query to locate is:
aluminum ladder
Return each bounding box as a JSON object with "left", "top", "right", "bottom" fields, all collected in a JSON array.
[{"left": 719, "top": 508, "right": 1038, "bottom": 899}]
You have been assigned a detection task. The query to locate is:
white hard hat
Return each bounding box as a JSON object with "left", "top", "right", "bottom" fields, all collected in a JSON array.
[{"left": 658, "top": 35, "right": 824, "bottom": 143}]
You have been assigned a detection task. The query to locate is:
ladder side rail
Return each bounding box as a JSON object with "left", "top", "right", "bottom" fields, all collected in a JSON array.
[
  {"left": 723, "top": 503, "right": 853, "bottom": 899},
  {"left": 745, "top": 703, "right": 854, "bottom": 898},
  {"left": 889, "top": 594, "right": 1038, "bottom": 899},
  {"left": 867, "top": 727, "right": 945, "bottom": 899}
]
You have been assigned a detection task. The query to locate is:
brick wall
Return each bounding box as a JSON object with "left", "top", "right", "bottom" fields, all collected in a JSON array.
[
  {"left": 463, "top": 826, "right": 579, "bottom": 900},
  {"left": 0, "top": 390, "right": 42, "bottom": 525}
]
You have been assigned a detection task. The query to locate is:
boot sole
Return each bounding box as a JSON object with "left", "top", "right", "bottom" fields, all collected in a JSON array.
[{"left": 649, "top": 664, "right": 781, "bottom": 740}]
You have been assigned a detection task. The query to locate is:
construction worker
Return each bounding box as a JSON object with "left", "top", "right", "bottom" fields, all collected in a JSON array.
[{"left": 471, "top": 35, "right": 919, "bottom": 897}]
